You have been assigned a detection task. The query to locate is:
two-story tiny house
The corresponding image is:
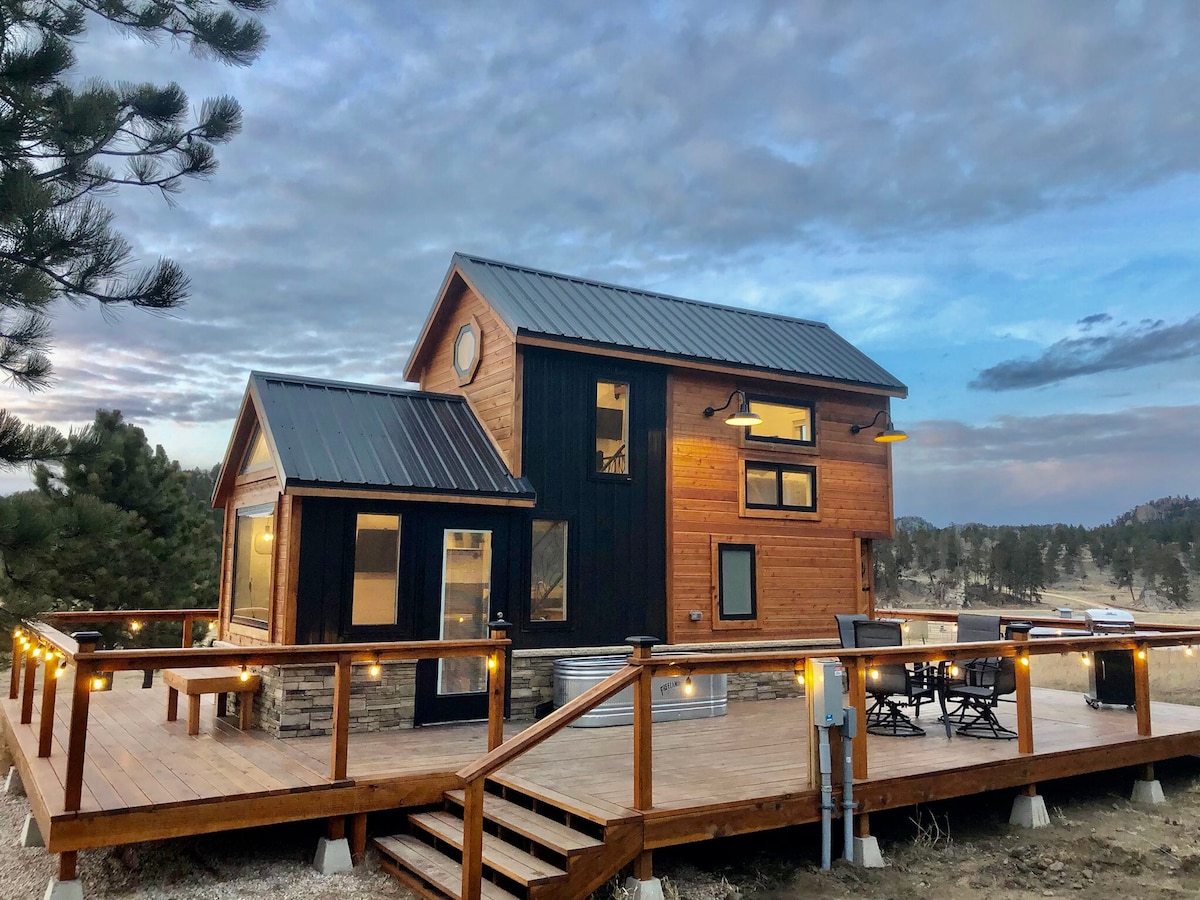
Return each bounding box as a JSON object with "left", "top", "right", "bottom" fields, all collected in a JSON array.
[{"left": 212, "top": 254, "right": 906, "bottom": 729}]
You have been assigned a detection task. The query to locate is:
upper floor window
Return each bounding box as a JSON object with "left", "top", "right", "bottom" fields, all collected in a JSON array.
[
  {"left": 594, "top": 380, "right": 630, "bottom": 476},
  {"left": 746, "top": 398, "right": 815, "bottom": 447},
  {"left": 745, "top": 461, "right": 817, "bottom": 512},
  {"left": 240, "top": 427, "right": 271, "bottom": 473}
]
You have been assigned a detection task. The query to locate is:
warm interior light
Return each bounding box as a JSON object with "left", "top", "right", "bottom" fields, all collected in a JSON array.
[
  {"left": 239, "top": 665, "right": 250, "bottom": 682},
  {"left": 683, "top": 675, "right": 695, "bottom": 696}
]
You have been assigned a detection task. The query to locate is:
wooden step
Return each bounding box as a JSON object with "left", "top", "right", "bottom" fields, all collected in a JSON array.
[
  {"left": 374, "top": 835, "right": 520, "bottom": 900},
  {"left": 488, "top": 772, "right": 640, "bottom": 826},
  {"left": 445, "top": 789, "right": 605, "bottom": 856},
  {"left": 410, "top": 811, "right": 568, "bottom": 886}
]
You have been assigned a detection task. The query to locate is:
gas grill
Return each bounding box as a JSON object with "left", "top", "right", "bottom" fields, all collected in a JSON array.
[{"left": 1084, "top": 608, "right": 1137, "bottom": 709}]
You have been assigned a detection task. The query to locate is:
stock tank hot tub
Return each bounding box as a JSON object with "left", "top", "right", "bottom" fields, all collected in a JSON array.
[{"left": 553, "top": 655, "right": 727, "bottom": 727}]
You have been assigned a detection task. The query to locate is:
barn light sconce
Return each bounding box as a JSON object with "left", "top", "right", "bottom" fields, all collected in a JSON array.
[
  {"left": 849, "top": 410, "right": 908, "bottom": 443},
  {"left": 703, "top": 390, "right": 763, "bottom": 427}
]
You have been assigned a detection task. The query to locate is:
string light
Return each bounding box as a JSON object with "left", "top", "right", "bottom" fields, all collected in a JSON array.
[
  {"left": 91, "top": 675, "right": 106, "bottom": 691},
  {"left": 368, "top": 658, "right": 381, "bottom": 678},
  {"left": 208, "top": 620, "right": 218, "bottom": 631},
  {"left": 869, "top": 668, "right": 880, "bottom": 681},
  {"left": 1020, "top": 655, "right": 1030, "bottom": 667},
  {"left": 487, "top": 655, "right": 497, "bottom": 671},
  {"left": 1081, "top": 652, "right": 1091, "bottom": 666},
  {"left": 1186, "top": 646, "right": 1195, "bottom": 657},
  {"left": 794, "top": 664, "right": 805, "bottom": 686},
  {"left": 31, "top": 645, "right": 41, "bottom": 658},
  {"left": 683, "top": 676, "right": 695, "bottom": 696},
  {"left": 13, "top": 628, "right": 21, "bottom": 639},
  {"left": 239, "top": 665, "right": 251, "bottom": 682},
  {"left": 1137, "top": 648, "right": 1147, "bottom": 661},
  {"left": 55, "top": 660, "right": 67, "bottom": 678},
  {"left": 129, "top": 621, "right": 141, "bottom": 633}
]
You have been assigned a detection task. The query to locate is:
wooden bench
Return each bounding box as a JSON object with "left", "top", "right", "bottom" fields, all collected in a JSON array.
[{"left": 163, "top": 667, "right": 261, "bottom": 735}]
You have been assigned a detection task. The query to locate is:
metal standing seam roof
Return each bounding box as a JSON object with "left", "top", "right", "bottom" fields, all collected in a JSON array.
[
  {"left": 450, "top": 253, "right": 907, "bottom": 394},
  {"left": 250, "top": 372, "right": 535, "bottom": 500}
]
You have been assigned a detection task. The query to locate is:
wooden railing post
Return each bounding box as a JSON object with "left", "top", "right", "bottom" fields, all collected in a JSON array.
[
  {"left": 181, "top": 614, "right": 195, "bottom": 648},
  {"left": 65, "top": 632, "right": 102, "bottom": 812},
  {"left": 487, "top": 617, "right": 511, "bottom": 752},
  {"left": 843, "top": 657, "right": 869, "bottom": 779},
  {"left": 330, "top": 652, "right": 352, "bottom": 781},
  {"left": 628, "top": 635, "right": 658, "bottom": 812},
  {"left": 460, "top": 776, "right": 485, "bottom": 900},
  {"left": 1009, "top": 623, "right": 1034, "bottom": 754},
  {"left": 1134, "top": 644, "right": 1151, "bottom": 737},
  {"left": 20, "top": 643, "right": 38, "bottom": 724},
  {"left": 38, "top": 651, "right": 59, "bottom": 757},
  {"left": 9, "top": 630, "right": 23, "bottom": 700}
]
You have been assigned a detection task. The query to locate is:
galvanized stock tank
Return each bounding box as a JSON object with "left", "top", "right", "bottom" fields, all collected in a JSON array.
[{"left": 552, "top": 655, "right": 727, "bottom": 727}]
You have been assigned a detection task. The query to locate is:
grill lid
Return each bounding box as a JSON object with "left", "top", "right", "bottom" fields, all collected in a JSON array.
[{"left": 1084, "top": 608, "right": 1136, "bottom": 632}]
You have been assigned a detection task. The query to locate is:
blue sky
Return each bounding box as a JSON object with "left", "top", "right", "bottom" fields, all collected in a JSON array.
[{"left": 5, "top": 1, "right": 1199, "bottom": 526}]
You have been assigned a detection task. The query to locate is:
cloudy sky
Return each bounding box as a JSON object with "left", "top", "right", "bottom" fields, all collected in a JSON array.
[{"left": 7, "top": 1, "right": 1199, "bottom": 526}]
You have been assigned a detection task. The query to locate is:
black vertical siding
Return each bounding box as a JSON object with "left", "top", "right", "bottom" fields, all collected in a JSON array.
[{"left": 519, "top": 346, "right": 668, "bottom": 648}]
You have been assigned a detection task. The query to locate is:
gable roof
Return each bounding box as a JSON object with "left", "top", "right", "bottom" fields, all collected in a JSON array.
[
  {"left": 217, "top": 372, "right": 534, "bottom": 504},
  {"left": 408, "top": 253, "right": 906, "bottom": 395}
]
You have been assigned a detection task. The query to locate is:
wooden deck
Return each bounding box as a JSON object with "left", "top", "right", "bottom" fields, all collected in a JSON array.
[{"left": 5, "top": 671, "right": 1200, "bottom": 855}]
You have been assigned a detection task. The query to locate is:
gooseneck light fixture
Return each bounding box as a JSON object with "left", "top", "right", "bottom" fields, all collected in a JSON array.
[
  {"left": 849, "top": 410, "right": 908, "bottom": 443},
  {"left": 703, "top": 390, "right": 763, "bottom": 427}
]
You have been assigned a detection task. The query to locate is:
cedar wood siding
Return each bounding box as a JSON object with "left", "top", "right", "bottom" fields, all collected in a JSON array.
[
  {"left": 414, "top": 282, "right": 519, "bottom": 474},
  {"left": 668, "top": 371, "right": 894, "bottom": 643},
  {"left": 218, "top": 468, "right": 297, "bottom": 647}
]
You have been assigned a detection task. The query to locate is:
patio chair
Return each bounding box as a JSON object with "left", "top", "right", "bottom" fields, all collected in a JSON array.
[
  {"left": 942, "top": 621, "right": 1017, "bottom": 739},
  {"left": 941, "top": 613, "right": 1003, "bottom": 722},
  {"left": 854, "top": 619, "right": 935, "bottom": 737},
  {"left": 835, "top": 613, "right": 869, "bottom": 649}
]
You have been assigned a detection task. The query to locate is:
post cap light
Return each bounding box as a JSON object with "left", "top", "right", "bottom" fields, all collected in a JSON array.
[{"left": 703, "top": 390, "right": 763, "bottom": 428}]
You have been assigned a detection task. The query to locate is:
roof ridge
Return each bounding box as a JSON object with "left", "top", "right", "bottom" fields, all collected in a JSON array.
[
  {"left": 250, "top": 371, "right": 465, "bottom": 402},
  {"left": 454, "top": 252, "right": 830, "bottom": 330}
]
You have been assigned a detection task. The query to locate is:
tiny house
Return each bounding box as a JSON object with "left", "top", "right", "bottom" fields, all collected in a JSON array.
[{"left": 212, "top": 253, "right": 907, "bottom": 730}]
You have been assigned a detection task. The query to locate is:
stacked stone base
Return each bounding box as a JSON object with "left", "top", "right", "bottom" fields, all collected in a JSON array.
[{"left": 242, "top": 639, "right": 831, "bottom": 738}]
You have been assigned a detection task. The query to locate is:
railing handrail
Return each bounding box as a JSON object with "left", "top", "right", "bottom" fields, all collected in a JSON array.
[
  {"left": 888, "top": 608, "right": 1200, "bottom": 633},
  {"left": 41, "top": 608, "right": 218, "bottom": 624},
  {"left": 457, "top": 663, "right": 641, "bottom": 784},
  {"left": 642, "top": 630, "right": 1200, "bottom": 676},
  {"left": 20, "top": 621, "right": 508, "bottom": 670}
]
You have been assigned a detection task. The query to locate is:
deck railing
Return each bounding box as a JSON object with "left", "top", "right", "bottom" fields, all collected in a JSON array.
[
  {"left": 451, "top": 616, "right": 1200, "bottom": 899},
  {"left": 8, "top": 612, "right": 511, "bottom": 818}
]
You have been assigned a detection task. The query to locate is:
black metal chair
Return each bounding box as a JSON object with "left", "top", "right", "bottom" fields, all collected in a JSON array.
[
  {"left": 940, "top": 613, "right": 1002, "bottom": 722},
  {"left": 854, "top": 619, "right": 934, "bottom": 737},
  {"left": 943, "top": 619, "right": 1018, "bottom": 739},
  {"left": 835, "top": 613, "right": 868, "bottom": 649}
]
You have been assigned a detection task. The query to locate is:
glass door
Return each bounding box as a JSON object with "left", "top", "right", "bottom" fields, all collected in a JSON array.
[{"left": 437, "top": 529, "right": 492, "bottom": 696}]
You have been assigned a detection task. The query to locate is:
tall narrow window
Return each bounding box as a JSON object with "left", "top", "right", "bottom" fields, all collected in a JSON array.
[
  {"left": 594, "top": 380, "right": 630, "bottom": 475},
  {"left": 231, "top": 503, "right": 274, "bottom": 624},
  {"left": 718, "top": 544, "right": 756, "bottom": 620},
  {"left": 530, "top": 520, "right": 568, "bottom": 623},
  {"left": 241, "top": 427, "right": 271, "bottom": 473},
  {"left": 438, "top": 530, "right": 492, "bottom": 695},
  {"left": 351, "top": 513, "right": 401, "bottom": 626}
]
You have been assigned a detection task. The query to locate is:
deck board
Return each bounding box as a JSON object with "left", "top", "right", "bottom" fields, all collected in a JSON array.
[{"left": 4, "top": 676, "right": 1200, "bottom": 855}]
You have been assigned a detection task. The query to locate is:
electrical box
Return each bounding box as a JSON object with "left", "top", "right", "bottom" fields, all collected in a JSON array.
[{"left": 809, "top": 658, "right": 845, "bottom": 727}]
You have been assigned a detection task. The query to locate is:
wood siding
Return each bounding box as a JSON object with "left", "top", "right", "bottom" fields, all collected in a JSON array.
[
  {"left": 668, "top": 372, "right": 894, "bottom": 643},
  {"left": 414, "top": 281, "right": 519, "bottom": 474},
  {"left": 218, "top": 471, "right": 291, "bottom": 648}
]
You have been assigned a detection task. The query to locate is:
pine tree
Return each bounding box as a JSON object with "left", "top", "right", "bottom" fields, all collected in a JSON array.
[{"left": 0, "top": 1, "right": 272, "bottom": 467}]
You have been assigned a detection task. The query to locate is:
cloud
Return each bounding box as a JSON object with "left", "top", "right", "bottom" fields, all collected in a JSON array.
[
  {"left": 894, "top": 404, "right": 1200, "bottom": 526},
  {"left": 1077, "top": 313, "right": 1113, "bottom": 329},
  {"left": 970, "top": 314, "right": 1200, "bottom": 390}
]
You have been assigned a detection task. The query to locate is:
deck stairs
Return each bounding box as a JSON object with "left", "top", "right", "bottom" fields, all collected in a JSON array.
[{"left": 374, "top": 772, "right": 643, "bottom": 899}]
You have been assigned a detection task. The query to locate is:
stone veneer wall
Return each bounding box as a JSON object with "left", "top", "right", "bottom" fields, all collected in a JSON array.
[{"left": 239, "top": 638, "right": 833, "bottom": 738}]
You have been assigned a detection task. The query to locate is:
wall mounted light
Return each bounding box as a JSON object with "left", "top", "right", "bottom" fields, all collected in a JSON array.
[
  {"left": 849, "top": 410, "right": 908, "bottom": 443},
  {"left": 703, "top": 390, "right": 763, "bottom": 427}
]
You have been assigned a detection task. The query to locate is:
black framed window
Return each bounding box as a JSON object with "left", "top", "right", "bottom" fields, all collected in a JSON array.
[
  {"left": 593, "top": 379, "right": 630, "bottom": 477},
  {"left": 718, "top": 543, "right": 756, "bottom": 620},
  {"left": 745, "top": 397, "right": 816, "bottom": 447},
  {"left": 745, "top": 462, "right": 817, "bottom": 512},
  {"left": 351, "top": 513, "right": 401, "bottom": 626},
  {"left": 530, "top": 519, "right": 568, "bottom": 623}
]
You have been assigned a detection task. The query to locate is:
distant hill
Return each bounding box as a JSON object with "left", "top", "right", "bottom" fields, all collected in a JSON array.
[{"left": 1114, "top": 496, "right": 1200, "bottom": 527}]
